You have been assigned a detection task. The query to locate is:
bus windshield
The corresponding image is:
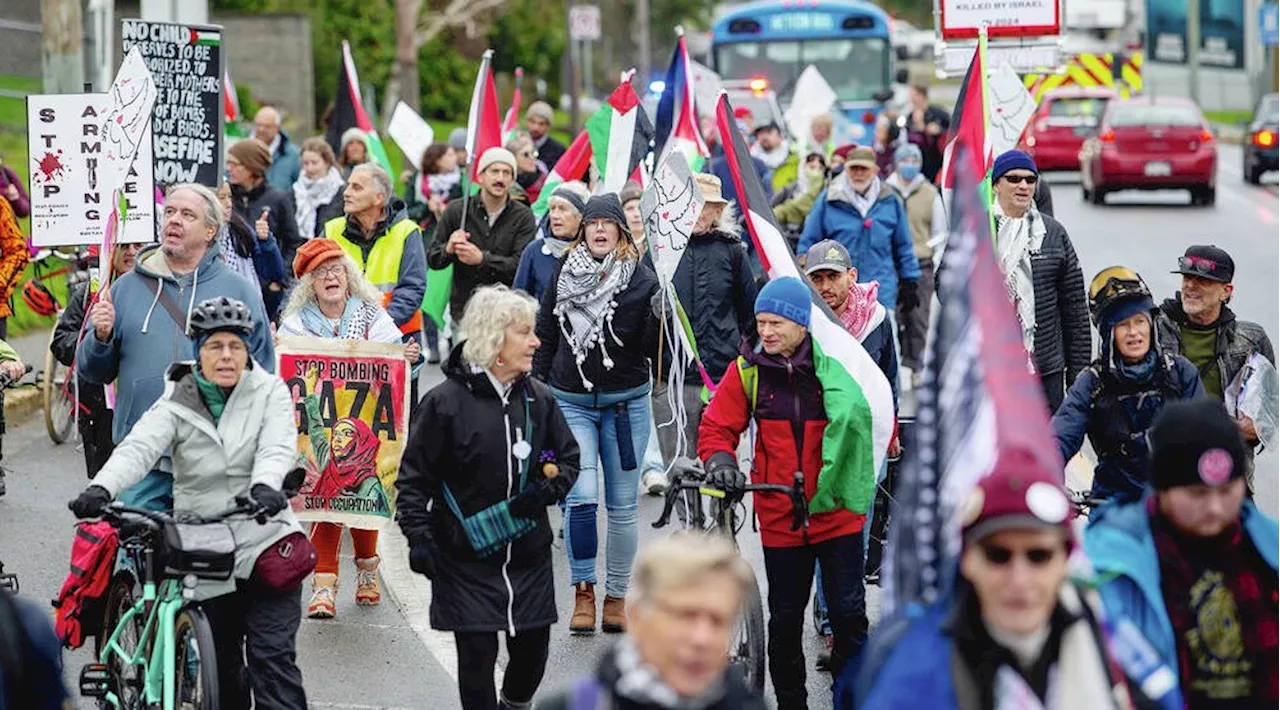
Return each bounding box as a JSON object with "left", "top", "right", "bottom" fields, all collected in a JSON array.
[{"left": 715, "top": 37, "right": 890, "bottom": 103}]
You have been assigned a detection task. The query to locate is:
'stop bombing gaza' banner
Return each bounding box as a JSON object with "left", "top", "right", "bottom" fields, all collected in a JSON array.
[{"left": 121, "top": 20, "right": 225, "bottom": 186}]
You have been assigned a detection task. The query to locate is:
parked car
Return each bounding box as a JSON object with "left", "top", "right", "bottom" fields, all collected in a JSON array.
[
  {"left": 1244, "top": 92, "right": 1278, "bottom": 185},
  {"left": 1020, "top": 87, "right": 1118, "bottom": 171},
  {"left": 892, "top": 19, "right": 934, "bottom": 60},
  {"left": 1079, "top": 96, "right": 1217, "bottom": 206}
]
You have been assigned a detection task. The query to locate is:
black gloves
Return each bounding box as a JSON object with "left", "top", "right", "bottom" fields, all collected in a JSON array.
[
  {"left": 408, "top": 535, "right": 439, "bottom": 579},
  {"left": 69, "top": 485, "right": 112, "bottom": 519},
  {"left": 897, "top": 279, "right": 920, "bottom": 313},
  {"left": 707, "top": 460, "right": 746, "bottom": 497},
  {"left": 250, "top": 484, "right": 289, "bottom": 516},
  {"left": 509, "top": 476, "right": 573, "bottom": 519}
]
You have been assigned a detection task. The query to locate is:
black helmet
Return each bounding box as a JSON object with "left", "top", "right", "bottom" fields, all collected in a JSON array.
[
  {"left": 1088, "top": 266, "right": 1152, "bottom": 325},
  {"left": 188, "top": 297, "right": 254, "bottom": 338}
]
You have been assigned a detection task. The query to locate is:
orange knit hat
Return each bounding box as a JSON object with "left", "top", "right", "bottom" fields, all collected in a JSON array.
[{"left": 293, "top": 238, "right": 347, "bottom": 278}]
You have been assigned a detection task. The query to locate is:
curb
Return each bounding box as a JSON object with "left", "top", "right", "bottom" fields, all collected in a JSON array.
[{"left": 4, "top": 385, "right": 44, "bottom": 423}]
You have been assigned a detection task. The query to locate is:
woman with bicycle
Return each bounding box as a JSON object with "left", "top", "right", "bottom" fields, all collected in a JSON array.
[
  {"left": 532, "top": 193, "right": 658, "bottom": 636},
  {"left": 397, "top": 284, "right": 580, "bottom": 710},
  {"left": 1051, "top": 267, "right": 1202, "bottom": 506},
  {"left": 70, "top": 296, "right": 308, "bottom": 709},
  {"left": 277, "top": 238, "right": 420, "bottom": 619}
]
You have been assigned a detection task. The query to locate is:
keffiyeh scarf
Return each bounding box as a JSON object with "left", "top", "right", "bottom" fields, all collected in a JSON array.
[
  {"left": 840, "top": 281, "right": 884, "bottom": 341},
  {"left": 993, "top": 202, "right": 1046, "bottom": 372},
  {"left": 552, "top": 243, "right": 636, "bottom": 390},
  {"left": 612, "top": 637, "right": 727, "bottom": 710},
  {"left": 293, "top": 167, "right": 345, "bottom": 238},
  {"left": 299, "top": 297, "right": 380, "bottom": 340}
]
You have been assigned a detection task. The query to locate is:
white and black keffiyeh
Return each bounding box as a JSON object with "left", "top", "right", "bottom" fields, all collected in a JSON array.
[
  {"left": 993, "top": 202, "right": 1047, "bottom": 373},
  {"left": 552, "top": 243, "right": 636, "bottom": 390},
  {"left": 613, "top": 637, "right": 726, "bottom": 710}
]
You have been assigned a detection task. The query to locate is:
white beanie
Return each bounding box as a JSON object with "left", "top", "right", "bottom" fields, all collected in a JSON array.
[{"left": 477, "top": 147, "right": 517, "bottom": 175}]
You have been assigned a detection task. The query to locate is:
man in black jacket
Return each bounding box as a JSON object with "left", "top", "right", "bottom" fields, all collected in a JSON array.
[{"left": 428, "top": 148, "right": 538, "bottom": 324}]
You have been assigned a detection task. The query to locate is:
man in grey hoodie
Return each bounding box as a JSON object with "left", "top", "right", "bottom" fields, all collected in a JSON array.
[{"left": 77, "top": 183, "right": 275, "bottom": 511}]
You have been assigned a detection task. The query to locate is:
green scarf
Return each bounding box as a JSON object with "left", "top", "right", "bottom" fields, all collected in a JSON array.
[{"left": 193, "top": 371, "right": 231, "bottom": 424}]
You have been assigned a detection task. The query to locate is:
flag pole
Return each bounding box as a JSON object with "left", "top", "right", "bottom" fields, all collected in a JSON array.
[{"left": 460, "top": 50, "right": 495, "bottom": 237}]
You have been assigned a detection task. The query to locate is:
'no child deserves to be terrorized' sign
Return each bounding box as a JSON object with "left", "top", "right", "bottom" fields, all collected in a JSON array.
[{"left": 121, "top": 20, "right": 225, "bottom": 186}]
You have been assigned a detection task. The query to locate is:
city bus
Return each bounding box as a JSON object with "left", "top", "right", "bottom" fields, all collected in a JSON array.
[{"left": 710, "top": 0, "right": 895, "bottom": 134}]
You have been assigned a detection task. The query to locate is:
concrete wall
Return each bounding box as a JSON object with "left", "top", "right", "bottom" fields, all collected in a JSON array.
[
  {"left": 213, "top": 13, "right": 315, "bottom": 133},
  {"left": 0, "top": 0, "right": 46, "bottom": 80}
]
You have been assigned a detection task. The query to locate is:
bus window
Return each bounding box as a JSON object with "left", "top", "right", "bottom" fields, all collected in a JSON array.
[{"left": 716, "top": 37, "right": 889, "bottom": 103}]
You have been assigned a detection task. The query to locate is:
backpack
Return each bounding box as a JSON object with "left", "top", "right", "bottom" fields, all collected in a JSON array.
[{"left": 51, "top": 521, "right": 118, "bottom": 649}]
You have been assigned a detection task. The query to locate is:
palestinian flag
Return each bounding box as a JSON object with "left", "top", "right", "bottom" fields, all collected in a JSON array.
[
  {"left": 189, "top": 28, "right": 219, "bottom": 46},
  {"left": 223, "top": 69, "right": 242, "bottom": 138},
  {"left": 715, "top": 93, "right": 895, "bottom": 517},
  {"left": 939, "top": 28, "right": 992, "bottom": 195},
  {"left": 586, "top": 73, "right": 654, "bottom": 193},
  {"left": 465, "top": 51, "right": 503, "bottom": 183},
  {"left": 325, "top": 41, "right": 392, "bottom": 173},
  {"left": 531, "top": 130, "right": 593, "bottom": 220},
  {"left": 654, "top": 32, "right": 709, "bottom": 172},
  {"left": 502, "top": 67, "right": 524, "bottom": 144}
]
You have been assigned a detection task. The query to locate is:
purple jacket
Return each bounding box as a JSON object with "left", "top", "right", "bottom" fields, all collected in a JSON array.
[{"left": 0, "top": 165, "right": 30, "bottom": 218}]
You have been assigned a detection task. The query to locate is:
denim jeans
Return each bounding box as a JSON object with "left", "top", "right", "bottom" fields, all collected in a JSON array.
[
  {"left": 813, "top": 460, "right": 886, "bottom": 627},
  {"left": 558, "top": 395, "right": 650, "bottom": 599}
]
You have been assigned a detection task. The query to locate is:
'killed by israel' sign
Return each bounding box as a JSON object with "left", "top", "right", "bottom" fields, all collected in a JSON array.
[{"left": 121, "top": 20, "right": 224, "bottom": 186}]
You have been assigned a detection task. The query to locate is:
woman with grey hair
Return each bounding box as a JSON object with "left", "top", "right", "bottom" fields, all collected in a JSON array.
[
  {"left": 514, "top": 180, "right": 590, "bottom": 301},
  {"left": 507, "top": 131, "right": 548, "bottom": 203},
  {"left": 397, "top": 285, "right": 580, "bottom": 710}
]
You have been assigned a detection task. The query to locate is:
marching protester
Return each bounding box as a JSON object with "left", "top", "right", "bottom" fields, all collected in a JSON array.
[
  {"left": 652, "top": 174, "right": 757, "bottom": 472},
  {"left": 829, "top": 144, "right": 854, "bottom": 174},
  {"left": 0, "top": 194, "right": 29, "bottom": 489},
  {"left": 533, "top": 194, "right": 658, "bottom": 635},
  {"left": 806, "top": 113, "right": 836, "bottom": 158},
  {"left": 396, "top": 285, "right": 580, "bottom": 710},
  {"left": 252, "top": 106, "right": 303, "bottom": 191},
  {"left": 216, "top": 181, "right": 289, "bottom": 318},
  {"left": 428, "top": 147, "right": 538, "bottom": 325},
  {"left": 404, "top": 142, "right": 463, "bottom": 240},
  {"left": 0, "top": 582, "right": 70, "bottom": 709},
  {"left": 508, "top": 132, "right": 548, "bottom": 205},
  {"left": 77, "top": 184, "right": 275, "bottom": 511},
  {"left": 70, "top": 296, "right": 309, "bottom": 709},
  {"left": 796, "top": 144, "right": 921, "bottom": 361},
  {"left": 1155, "top": 245, "right": 1276, "bottom": 490},
  {"left": 773, "top": 152, "right": 828, "bottom": 250},
  {"left": 0, "top": 155, "right": 29, "bottom": 218},
  {"left": 514, "top": 181, "right": 590, "bottom": 301},
  {"left": 698, "top": 276, "right": 870, "bottom": 708},
  {"left": 871, "top": 115, "right": 898, "bottom": 178},
  {"left": 905, "top": 84, "right": 950, "bottom": 183},
  {"left": 525, "top": 101, "right": 566, "bottom": 170},
  {"left": 751, "top": 122, "right": 799, "bottom": 195},
  {"left": 1053, "top": 267, "right": 1202, "bottom": 504},
  {"left": 536, "top": 533, "right": 768, "bottom": 710},
  {"left": 983, "top": 149, "right": 1090, "bottom": 413},
  {"left": 227, "top": 138, "right": 303, "bottom": 303},
  {"left": 294, "top": 137, "right": 347, "bottom": 239},
  {"left": 1085, "top": 397, "right": 1279, "bottom": 709},
  {"left": 620, "top": 181, "right": 646, "bottom": 252},
  {"left": 852, "top": 462, "right": 1139, "bottom": 710},
  {"left": 883, "top": 143, "right": 944, "bottom": 385},
  {"left": 338, "top": 128, "right": 369, "bottom": 179},
  {"left": 278, "top": 238, "right": 420, "bottom": 618},
  {"left": 50, "top": 242, "right": 143, "bottom": 478},
  {"left": 449, "top": 127, "right": 471, "bottom": 169}
]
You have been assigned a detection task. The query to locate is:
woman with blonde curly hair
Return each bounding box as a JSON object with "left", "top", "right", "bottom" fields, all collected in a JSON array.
[
  {"left": 397, "top": 285, "right": 580, "bottom": 710},
  {"left": 278, "top": 238, "right": 419, "bottom": 619}
]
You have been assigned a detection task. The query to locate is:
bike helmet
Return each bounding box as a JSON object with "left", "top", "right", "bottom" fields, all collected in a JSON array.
[
  {"left": 187, "top": 296, "right": 254, "bottom": 338},
  {"left": 21, "top": 280, "right": 58, "bottom": 317},
  {"left": 1088, "top": 265, "right": 1152, "bottom": 325}
]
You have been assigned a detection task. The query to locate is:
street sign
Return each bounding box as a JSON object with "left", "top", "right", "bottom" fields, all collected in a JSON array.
[
  {"left": 1262, "top": 3, "right": 1279, "bottom": 47},
  {"left": 569, "top": 5, "right": 601, "bottom": 41}
]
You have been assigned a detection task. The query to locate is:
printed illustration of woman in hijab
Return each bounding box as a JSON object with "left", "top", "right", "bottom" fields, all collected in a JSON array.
[{"left": 300, "top": 372, "right": 390, "bottom": 514}]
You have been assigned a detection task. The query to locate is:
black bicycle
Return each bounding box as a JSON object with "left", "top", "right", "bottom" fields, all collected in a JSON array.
[{"left": 653, "top": 463, "right": 809, "bottom": 693}]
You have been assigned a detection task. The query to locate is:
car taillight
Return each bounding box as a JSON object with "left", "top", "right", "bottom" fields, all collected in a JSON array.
[
  {"left": 1199, "top": 128, "right": 1214, "bottom": 143},
  {"left": 1255, "top": 130, "right": 1276, "bottom": 147},
  {"left": 1099, "top": 130, "right": 1115, "bottom": 143}
]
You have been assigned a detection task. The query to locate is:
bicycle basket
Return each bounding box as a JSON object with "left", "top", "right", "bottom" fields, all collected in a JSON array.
[{"left": 160, "top": 522, "right": 236, "bottom": 581}]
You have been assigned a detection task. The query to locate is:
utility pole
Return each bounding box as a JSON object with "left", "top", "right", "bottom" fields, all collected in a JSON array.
[
  {"left": 1187, "top": 0, "right": 1200, "bottom": 104},
  {"left": 41, "top": 0, "right": 85, "bottom": 94},
  {"left": 637, "top": 0, "right": 651, "bottom": 85},
  {"left": 568, "top": 6, "right": 580, "bottom": 136}
]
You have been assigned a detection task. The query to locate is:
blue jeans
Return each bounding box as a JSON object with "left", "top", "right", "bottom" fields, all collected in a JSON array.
[
  {"left": 813, "top": 459, "right": 887, "bottom": 631},
  {"left": 558, "top": 396, "right": 650, "bottom": 599}
]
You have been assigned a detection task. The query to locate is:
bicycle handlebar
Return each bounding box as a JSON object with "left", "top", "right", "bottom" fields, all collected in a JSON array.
[
  {"left": 653, "top": 464, "right": 809, "bottom": 533},
  {"left": 97, "top": 467, "right": 306, "bottom": 530},
  {"left": 0, "top": 364, "right": 33, "bottom": 390}
]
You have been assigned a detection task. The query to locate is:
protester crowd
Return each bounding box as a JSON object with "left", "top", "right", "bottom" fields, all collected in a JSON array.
[{"left": 0, "top": 72, "right": 1272, "bottom": 710}]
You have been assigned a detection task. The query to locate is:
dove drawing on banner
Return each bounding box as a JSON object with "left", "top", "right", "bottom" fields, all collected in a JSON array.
[{"left": 641, "top": 151, "right": 705, "bottom": 284}]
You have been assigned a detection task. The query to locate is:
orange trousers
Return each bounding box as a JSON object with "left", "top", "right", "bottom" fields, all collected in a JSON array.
[{"left": 310, "top": 523, "right": 378, "bottom": 575}]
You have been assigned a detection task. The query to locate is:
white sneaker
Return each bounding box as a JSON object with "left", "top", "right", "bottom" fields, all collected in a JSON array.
[{"left": 641, "top": 471, "right": 667, "bottom": 496}]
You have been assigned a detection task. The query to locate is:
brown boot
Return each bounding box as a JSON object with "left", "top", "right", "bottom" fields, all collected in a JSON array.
[
  {"left": 602, "top": 595, "right": 626, "bottom": 634},
  {"left": 570, "top": 582, "right": 596, "bottom": 634}
]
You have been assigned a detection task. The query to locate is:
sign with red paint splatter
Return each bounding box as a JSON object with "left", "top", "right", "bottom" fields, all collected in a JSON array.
[{"left": 26, "top": 94, "right": 156, "bottom": 246}]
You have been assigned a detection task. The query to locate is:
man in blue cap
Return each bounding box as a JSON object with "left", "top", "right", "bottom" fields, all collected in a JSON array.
[{"left": 988, "top": 149, "right": 1090, "bottom": 413}]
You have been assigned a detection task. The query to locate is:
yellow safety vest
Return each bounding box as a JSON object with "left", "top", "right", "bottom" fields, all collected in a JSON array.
[{"left": 323, "top": 216, "right": 423, "bottom": 335}]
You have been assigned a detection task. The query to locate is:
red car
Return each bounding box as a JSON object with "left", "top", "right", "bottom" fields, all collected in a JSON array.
[
  {"left": 1079, "top": 96, "right": 1217, "bottom": 206},
  {"left": 1020, "top": 87, "right": 1118, "bottom": 171}
]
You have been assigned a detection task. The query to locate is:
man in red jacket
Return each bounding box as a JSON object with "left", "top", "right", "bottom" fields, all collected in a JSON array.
[{"left": 697, "top": 276, "right": 867, "bottom": 710}]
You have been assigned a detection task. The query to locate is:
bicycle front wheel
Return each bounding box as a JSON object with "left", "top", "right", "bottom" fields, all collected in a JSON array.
[
  {"left": 173, "top": 606, "right": 220, "bottom": 710},
  {"left": 730, "top": 572, "right": 767, "bottom": 693},
  {"left": 43, "top": 327, "right": 74, "bottom": 444}
]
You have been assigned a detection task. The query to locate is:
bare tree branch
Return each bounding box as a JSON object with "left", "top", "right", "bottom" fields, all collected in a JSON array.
[{"left": 415, "top": 0, "right": 508, "bottom": 46}]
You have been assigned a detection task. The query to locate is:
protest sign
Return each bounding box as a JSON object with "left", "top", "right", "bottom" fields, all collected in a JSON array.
[
  {"left": 26, "top": 93, "right": 156, "bottom": 246},
  {"left": 121, "top": 19, "right": 224, "bottom": 186},
  {"left": 279, "top": 336, "right": 410, "bottom": 530},
  {"left": 987, "top": 63, "right": 1037, "bottom": 156},
  {"left": 641, "top": 151, "right": 703, "bottom": 284},
  {"left": 387, "top": 101, "right": 434, "bottom": 172}
]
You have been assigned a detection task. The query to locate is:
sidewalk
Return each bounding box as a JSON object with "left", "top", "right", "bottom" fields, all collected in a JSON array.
[{"left": 4, "top": 324, "right": 55, "bottom": 422}]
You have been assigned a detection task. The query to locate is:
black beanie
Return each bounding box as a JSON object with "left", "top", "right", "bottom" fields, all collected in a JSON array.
[
  {"left": 1149, "top": 398, "right": 1248, "bottom": 490},
  {"left": 580, "top": 193, "right": 632, "bottom": 241}
]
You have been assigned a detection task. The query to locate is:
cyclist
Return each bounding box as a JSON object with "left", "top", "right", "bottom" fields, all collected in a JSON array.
[
  {"left": 0, "top": 338, "right": 23, "bottom": 498},
  {"left": 697, "top": 276, "right": 870, "bottom": 709},
  {"left": 1052, "top": 267, "right": 1202, "bottom": 505},
  {"left": 70, "top": 296, "right": 307, "bottom": 709}
]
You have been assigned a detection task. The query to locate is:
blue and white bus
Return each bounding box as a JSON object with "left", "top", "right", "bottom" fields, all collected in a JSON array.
[{"left": 710, "top": 0, "right": 895, "bottom": 132}]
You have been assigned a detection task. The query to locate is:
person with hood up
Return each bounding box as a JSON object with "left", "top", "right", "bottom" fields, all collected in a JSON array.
[
  {"left": 71, "top": 296, "right": 308, "bottom": 709},
  {"left": 397, "top": 285, "right": 581, "bottom": 710},
  {"left": 278, "top": 238, "right": 420, "bottom": 618},
  {"left": 226, "top": 138, "right": 302, "bottom": 312},
  {"left": 1053, "top": 267, "right": 1202, "bottom": 505},
  {"left": 77, "top": 183, "right": 275, "bottom": 511},
  {"left": 514, "top": 181, "right": 590, "bottom": 301},
  {"left": 883, "top": 142, "right": 945, "bottom": 382},
  {"left": 338, "top": 128, "right": 369, "bottom": 179},
  {"left": 533, "top": 193, "right": 659, "bottom": 636},
  {"left": 294, "top": 137, "right": 347, "bottom": 239},
  {"left": 252, "top": 106, "right": 302, "bottom": 191}
]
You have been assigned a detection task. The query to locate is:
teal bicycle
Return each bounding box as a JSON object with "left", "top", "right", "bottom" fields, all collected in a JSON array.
[{"left": 80, "top": 470, "right": 303, "bottom": 709}]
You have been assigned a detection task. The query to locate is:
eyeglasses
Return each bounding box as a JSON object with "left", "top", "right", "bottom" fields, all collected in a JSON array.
[
  {"left": 1001, "top": 174, "right": 1038, "bottom": 185},
  {"left": 314, "top": 264, "right": 346, "bottom": 278},
  {"left": 980, "top": 544, "right": 1060, "bottom": 567}
]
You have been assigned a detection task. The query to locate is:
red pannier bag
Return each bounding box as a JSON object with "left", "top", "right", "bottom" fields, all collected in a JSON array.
[{"left": 52, "top": 521, "right": 119, "bottom": 649}]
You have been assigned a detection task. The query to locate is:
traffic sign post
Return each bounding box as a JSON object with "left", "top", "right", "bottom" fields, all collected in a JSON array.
[
  {"left": 569, "top": 5, "right": 601, "bottom": 41},
  {"left": 1261, "top": 3, "right": 1279, "bottom": 47}
]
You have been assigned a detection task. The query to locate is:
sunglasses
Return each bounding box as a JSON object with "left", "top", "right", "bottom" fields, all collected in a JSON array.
[
  {"left": 1001, "top": 174, "right": 1038, "bottom": 185},
  {"left": 981, "top": 544, "right": 1060, "bottom": 566},
  {"left": 1177, "top": 255, "right": 1222, "bottom": 276}
]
